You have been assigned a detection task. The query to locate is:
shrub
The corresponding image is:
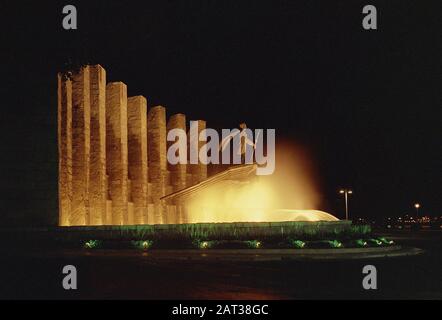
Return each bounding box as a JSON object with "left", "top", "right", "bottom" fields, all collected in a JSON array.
[
  {"left": 131, "top": 240, "right": 153, "bottom": 249},
  {"left": 328, "top": 240, "right": 343, "bottom": 248},
  {"left": 290, "top": 239, "right": 306, "bottom": 249},
  {"left": 355, "top": 239, "right": 368, "bottom": 247},
  {"left": 245, "top": 240, "right": 261, "bottom": 249},
  {"left": 84, "top": 240, "right": 100, "bottom": 249}
]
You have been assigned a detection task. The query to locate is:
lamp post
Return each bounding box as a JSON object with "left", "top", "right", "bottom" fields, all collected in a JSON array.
[
  {"left": 414, "top": 203, "right": 420, "bottom": 219},
  {"left": 339, "top": 189, "right": 353, "bottom": 220}
]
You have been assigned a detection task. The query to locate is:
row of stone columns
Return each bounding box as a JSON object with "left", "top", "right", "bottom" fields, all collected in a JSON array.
[{"left": 58, "top": 65, "right": 207, "bottom": 226}]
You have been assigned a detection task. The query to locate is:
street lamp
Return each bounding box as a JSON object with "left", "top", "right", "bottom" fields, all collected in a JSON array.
[
  {"left": 414, "top": 203, "right": 420, "bottom": 218},
  {"left": 339, "top": 189, "right": 353, "bottom": 220}
]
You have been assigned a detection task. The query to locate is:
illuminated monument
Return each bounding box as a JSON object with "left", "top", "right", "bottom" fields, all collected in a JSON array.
[{"left": 58, "top": 65, "right": 338, "bottom": 226}]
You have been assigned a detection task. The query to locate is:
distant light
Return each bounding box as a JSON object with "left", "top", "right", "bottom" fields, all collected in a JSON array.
[
  {"left": 414, "top": 203, "right": 420, "bottom": 208},
  {"left": 348, "top": 190, "right": 353, "bottom": 194},
  {"left": 339, "top": 190, "right": 345, "bottom": 194}
]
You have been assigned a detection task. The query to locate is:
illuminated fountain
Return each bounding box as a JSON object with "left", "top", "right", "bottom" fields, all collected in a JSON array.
[{"left": 179, "top": 144, "right": 340, "bottom": 223}]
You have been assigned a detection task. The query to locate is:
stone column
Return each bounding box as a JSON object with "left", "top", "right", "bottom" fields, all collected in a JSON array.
[
  {"left": 88, "top": 65, "right": 107, "bottom": 225},
  {"left": 167, "top": 113, "right": 187, "bottom": 224},
  {"left": 147, "top": 106, "right": 167, "bottom": 224},
  {"left": 71, "top": 66, "right": 90, "bottom": 226},
  {"left": 127, "top": 96, "right": 148, "bottom": 225},
  {"left": 190, "top": 120, "right": 207, "bottom": 184},
  {"left": 57, "top": 73, "right": 72, "bottom": 226},
  {"left": 167, "top": 114, "right": 187, "bottom": 191},
  {"left": 106, "top": 82, "right": 128, "bottom": 225}
]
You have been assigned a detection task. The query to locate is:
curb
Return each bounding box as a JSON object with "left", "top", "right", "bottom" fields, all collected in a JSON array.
[{"left": 53, "top": 245, "right": 424, "bottom": 262}]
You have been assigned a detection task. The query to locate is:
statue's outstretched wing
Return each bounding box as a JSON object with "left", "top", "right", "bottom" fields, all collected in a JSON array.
[
  {"left": 220, "top": 129, "right": 259, "bottom": 155},
  {"left": 219, "top": 130, "right": 240, "bottom": 152}
]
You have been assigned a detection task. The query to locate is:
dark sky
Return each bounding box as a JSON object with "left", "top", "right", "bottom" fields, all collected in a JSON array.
[{"left": 0, "top": 0, "right": 440, "bottom": 225}]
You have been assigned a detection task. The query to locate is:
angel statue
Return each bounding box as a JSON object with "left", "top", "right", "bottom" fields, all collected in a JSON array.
[{"left": 219, "top": 123, "right": 260, "bottom": 164}]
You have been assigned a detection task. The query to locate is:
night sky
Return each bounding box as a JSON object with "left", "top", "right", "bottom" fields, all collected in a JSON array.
[{"left": 0, "top": 0, "right": 440, "bottom": 225}]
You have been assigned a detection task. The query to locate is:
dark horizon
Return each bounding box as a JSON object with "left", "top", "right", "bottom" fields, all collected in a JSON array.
[{"left": 0, "top": 0, "right": 440, "bottom": 225}]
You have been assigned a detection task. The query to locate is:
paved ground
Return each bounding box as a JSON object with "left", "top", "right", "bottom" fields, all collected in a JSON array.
[{"left": 0, "top": 230, "right": 441, "bottom": 299}]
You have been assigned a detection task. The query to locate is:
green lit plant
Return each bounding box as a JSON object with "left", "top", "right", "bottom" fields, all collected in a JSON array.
[
  {"left": 84, "top": 240, "right": 100, "bottom": 249},
  {"left": 290, "top": 239, "right": 306, "bottom": 249},
  {"left": 193, "top": 239, "right": 212, "bottom": 249},
  {"left": 131, "top": 240, "right": 154, "bottom": 249},
  {"left": 368, "top": 238, "right": 383, "bottom": 246},
  {"left": 200, "top": 241, "right": 210, "bottom": 249},
  {"left": 246, "top": 240, "right": 262, "bottom": 249},
  {"left": 378, "top": 237, "right": 394, "bottom": 245},
  {"left": 355, "top": 239, "right": 368, "bottom": 247},
  {"left": 328, "top": 240, "right": 343, "bottom": 248}
]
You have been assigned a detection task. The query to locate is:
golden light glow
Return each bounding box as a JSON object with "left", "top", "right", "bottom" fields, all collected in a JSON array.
[
  {"left": 186, "top": 143, "right": 337, "bottom": 223},
  {"left": 414, "top": 203, "right": 420, "bottom": 209}
]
